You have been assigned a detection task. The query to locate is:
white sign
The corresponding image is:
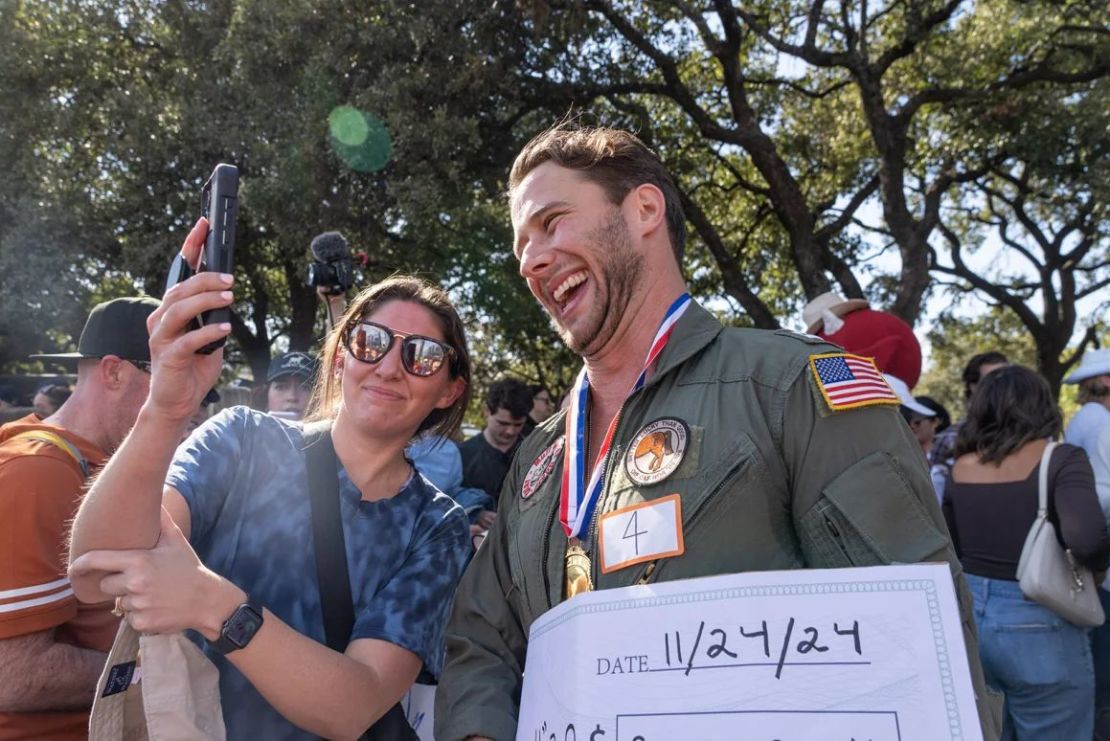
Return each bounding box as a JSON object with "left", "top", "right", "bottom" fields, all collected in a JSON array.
[
  {"left": 516, "top": 564, "right": 982, "bottom": 741},
  {"left": 402, "top": 683, "right": 436, "bottom": 741}
]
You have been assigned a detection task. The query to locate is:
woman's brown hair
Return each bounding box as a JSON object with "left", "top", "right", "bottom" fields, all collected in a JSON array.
[
  {"left": 303, "top": 276, "right": 471, "bottom": 439},
  {"left": 954, "top": 365, "right": 1061, "bottom": 464}
]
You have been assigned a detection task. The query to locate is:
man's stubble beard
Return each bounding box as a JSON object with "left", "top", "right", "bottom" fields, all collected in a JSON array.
[{"left": 559, "top": 210, "right": 643, "bottom": 358}]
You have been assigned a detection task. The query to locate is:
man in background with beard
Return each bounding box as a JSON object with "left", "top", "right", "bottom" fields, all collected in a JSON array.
[{"left": 435, "top": 125, "right": 998, "bottom": 740}]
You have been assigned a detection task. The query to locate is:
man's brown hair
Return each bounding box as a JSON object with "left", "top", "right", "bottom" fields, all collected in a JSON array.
[
  {"left": 1078, "top": 375, "right": 1110, "bottom": 405},
  {"left": 509, "top": 125, "right": 687, "bottom": 266}
]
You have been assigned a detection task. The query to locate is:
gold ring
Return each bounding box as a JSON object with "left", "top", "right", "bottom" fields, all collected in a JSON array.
[{"left": 111, "top": 596, "right": 125, "bottom": 617}]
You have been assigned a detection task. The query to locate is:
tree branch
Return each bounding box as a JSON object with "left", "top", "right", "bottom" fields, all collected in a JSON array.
[
  {"left": 1078, "top": 275, "right": 1110, "bottom": 300},
  {"left": 745, "top": 76, "right": 853, "bottom": 99},
  {"left": 584, "top": 0, "right": 744, "bottom": 146},
  {"left": 709, "top": 147, "right": 771, "bottom": 196},
  {"left": 873, "top": 0, "right": 964, "bottom": 75},
  {"left": 938, "top": 222, "right": 1043, "bottom": 332},
  {"left": 815, "top": 172, "right": 880, "bottom": 241},
  {"left": 1062, "top": 325, "right": 1099, "bottom": 371},
  {"left": 673, "top": 0, "right": 719, "bottom": 49},
  {"left": 732, "top": 6, "right": 858, "bottom": 68},
  {"left": 679, "top": 188, "right": 779, "bottom": 328}
]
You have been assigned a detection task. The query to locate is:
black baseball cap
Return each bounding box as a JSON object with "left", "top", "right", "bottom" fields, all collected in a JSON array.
[
  {"left": 31, "top": 296, "right": 161, "bottom": 365},
  {"left": 266, "top": 352, "right": 317, "bottom": 383}
]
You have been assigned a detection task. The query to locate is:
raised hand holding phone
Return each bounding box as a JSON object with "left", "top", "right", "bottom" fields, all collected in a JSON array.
[
  {"left": 145, "top": 216, "right": 234, "bottom": 426},
  {"left": 165, "top": 163, "right": 239, "bottom": 352}
]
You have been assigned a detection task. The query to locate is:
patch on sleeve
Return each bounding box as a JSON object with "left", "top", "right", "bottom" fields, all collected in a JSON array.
[{"left": 809, "top": 353, "right": 899, "bottom": 412}]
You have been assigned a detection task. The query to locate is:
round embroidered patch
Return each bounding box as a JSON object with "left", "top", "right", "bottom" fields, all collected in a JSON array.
[
  {"left": 625, "top": 418, "right": 689, "bottom": 486},
  {"left": 521, "top": 436, "right": 564, "bottom": 499}
]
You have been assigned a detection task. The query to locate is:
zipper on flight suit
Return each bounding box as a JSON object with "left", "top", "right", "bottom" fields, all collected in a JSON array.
[
  {"left": 540, "top": 482, "right": 560, "bottom": 610},
  {"left": 824, "top": 512, "right": 855, "bottom": 566}
]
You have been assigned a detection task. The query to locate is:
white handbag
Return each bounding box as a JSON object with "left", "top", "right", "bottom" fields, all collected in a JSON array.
[{"left": 1016, "top": 441, "right": 1105, "bottom": 627}]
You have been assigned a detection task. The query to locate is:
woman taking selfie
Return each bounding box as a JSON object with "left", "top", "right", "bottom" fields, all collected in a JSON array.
[
  {"left": 943, "top": 365, "right": 1109, "bottom": 739},
  {"left": 69, "top": 218, "right": 472, "bottom": 739}
]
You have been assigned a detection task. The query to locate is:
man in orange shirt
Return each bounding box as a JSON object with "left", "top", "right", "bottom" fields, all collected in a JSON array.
[{"left": 0, "top": 296, "right": 158, "bottom": 739}]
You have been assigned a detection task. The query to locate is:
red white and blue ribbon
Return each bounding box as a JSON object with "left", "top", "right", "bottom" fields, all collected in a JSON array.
[{"left": 559, "top": 292, "right": 692, "bottom": 539}]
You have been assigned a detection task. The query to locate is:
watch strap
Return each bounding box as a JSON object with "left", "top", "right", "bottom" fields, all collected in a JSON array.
[{"left": 211, "top": 594, "right": 264, "bottom": 655}]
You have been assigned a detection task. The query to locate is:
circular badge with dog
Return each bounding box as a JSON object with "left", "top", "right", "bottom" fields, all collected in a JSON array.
[
  {"left": 521, "top": 436, "right": 564, "bottom": 499},
  {"left": 625, "top": 418, "right": 689, "bottom": 486}
]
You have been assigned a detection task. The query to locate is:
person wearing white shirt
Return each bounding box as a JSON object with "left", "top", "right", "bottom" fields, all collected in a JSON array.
[{"left": 1063, "top": 348, "right": 1110, "bottom": 739}]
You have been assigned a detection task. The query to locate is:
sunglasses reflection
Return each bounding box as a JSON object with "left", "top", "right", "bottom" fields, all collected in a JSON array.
[{"left": 343, "top": 321, "right": 455, "bottom": 378}]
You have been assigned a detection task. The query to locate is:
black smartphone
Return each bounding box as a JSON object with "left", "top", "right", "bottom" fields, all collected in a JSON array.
[{"left": 165, "top": 163, "right": 239, "bottom": 354}]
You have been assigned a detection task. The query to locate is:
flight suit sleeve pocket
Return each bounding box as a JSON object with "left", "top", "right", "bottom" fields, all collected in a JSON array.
[{"left": 797, "top": 451, "right": 949, "bottom": 568}]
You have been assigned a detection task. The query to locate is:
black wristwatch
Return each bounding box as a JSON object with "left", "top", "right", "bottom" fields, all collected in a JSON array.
[{"left": 211, "top": 595, "right": 264, "bottom": 655}]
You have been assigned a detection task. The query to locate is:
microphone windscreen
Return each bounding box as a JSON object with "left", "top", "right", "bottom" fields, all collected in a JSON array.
[{"left": 309, "top": 231, "right": 349, "bottom": 262}]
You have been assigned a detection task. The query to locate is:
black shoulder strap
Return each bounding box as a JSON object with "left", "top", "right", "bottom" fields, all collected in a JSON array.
[
  {"left": 302, "top": 423, "right": 418, "bottom": 741},
  {"left": 303, "top": 422, "right": 355, "bottom": 652}
]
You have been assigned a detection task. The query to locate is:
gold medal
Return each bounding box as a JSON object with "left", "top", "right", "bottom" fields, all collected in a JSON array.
[{"left": 564, "top": 538, "right": 594, "bottom": 599}]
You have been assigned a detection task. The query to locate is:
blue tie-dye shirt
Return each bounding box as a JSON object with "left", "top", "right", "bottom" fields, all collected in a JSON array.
[{"left": 166, "top": 407, "right": 470, "bottom": 740}]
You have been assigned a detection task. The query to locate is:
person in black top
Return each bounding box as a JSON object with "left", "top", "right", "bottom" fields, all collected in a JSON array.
[
  {"left": 943, "top": 365, "right": 1109, "bottom": 740},
  {"left": 458, "top": 378, "right": 534, "bottom": 528}
]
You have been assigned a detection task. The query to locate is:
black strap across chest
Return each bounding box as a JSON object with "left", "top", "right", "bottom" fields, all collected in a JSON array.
[{"left": 302, "top": 423, "right": 417, "bottom": 741}]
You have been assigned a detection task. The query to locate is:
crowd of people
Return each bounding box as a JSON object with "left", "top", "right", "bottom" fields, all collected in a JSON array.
[{"left": 0, "top": 124, "right": 1107, "bottom": 741}]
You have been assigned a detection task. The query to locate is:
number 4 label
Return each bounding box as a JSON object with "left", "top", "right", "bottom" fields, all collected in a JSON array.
[{"left": 599, "top": 494, "right": 685, "bottom": 574}]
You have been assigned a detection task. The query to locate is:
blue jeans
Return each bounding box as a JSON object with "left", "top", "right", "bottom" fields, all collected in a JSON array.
[
  {"left": 966, "top": 573, "right": 1094, "bottom": 740},
  {"left": 1091, "top": 588, "right": 1110, "bottom": 739}
]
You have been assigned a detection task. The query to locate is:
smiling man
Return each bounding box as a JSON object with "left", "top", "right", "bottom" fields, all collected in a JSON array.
[{"left": 434, "top": 125, "right": 999, "bottom": 741}]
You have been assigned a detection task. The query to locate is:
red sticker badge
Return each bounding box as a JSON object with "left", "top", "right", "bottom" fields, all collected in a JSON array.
[{"left": 522, "top": 437, "right": 565, "bottom": 499}]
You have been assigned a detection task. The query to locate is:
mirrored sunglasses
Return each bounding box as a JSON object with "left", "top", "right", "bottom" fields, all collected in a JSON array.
[{"left": 343, "top": 321, "right": 454, "bottom": 378}]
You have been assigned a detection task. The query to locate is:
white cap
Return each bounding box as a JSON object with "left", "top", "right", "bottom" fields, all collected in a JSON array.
[
  {"left": 882, "top": 374, "right": 935, "bottom": 417},
  {"left": 801, "top": 292, "right": 870, "bottom": 334}
]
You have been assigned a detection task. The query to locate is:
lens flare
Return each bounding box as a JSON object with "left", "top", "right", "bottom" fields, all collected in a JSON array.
[{"left": 328, "top": 106, "right": 392, "bottom": 173}]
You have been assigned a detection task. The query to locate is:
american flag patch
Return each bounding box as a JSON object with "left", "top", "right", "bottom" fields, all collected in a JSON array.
[{"left": 809, "top": 353, "right": 899, "bottom": 411}]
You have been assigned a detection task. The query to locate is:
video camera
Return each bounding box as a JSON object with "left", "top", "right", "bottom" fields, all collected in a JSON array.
[{"left": 306, "top": 231, "right": 355, "bottom": 296}]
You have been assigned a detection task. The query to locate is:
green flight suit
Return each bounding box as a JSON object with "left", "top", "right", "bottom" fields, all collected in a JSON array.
[{"left": 435, "top": 302, "right": 999, "bottom": 740}]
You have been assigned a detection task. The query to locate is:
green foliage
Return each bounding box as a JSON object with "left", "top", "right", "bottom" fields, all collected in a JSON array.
[
  {"left": 1, "top": 0, "right": 1105, "bottom": 403},
  {"left": 0, "top": 0, "right": 574, "bottom": 390}
]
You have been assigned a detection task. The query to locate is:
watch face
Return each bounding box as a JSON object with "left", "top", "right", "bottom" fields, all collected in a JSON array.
[{"left": 225, "top": 605, "right": 263, "bottom": 648}]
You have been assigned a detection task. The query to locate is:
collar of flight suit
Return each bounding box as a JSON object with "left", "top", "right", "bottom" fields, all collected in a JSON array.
[
  {"left": 521, "top": 299, "right": 725, "bottom": 452},
  {"left": 638, "top": 299, "right": 724, "bottom": 392}
]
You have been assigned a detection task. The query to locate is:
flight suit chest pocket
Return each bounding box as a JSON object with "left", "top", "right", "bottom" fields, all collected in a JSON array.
[{"left": 607, "top": 429, "right": 763, "bottom": 537}]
